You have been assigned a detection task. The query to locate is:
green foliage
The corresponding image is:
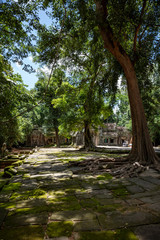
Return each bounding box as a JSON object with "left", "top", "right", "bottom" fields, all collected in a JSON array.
[
  {"left": 113, "top": 87, "right": 132, "bottom": 131},
  {"left": 0, "top": 56, "right": 35, "bottom": 148},
  {"left": 0, "top": 0, "right": 41, "bottom": 72}
]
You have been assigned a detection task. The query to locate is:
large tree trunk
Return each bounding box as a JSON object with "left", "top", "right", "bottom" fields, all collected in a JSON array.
[
  {"left": 55, "top": 127, "right": 60, "bottom": 148},
  {"left": 121, "top": 58, "right": 159, "bottom": 164},
  {"left": 84, "top": 120, "right": 95, "bottom": 150},
  {"left": 95, "top": 0, "right": 159, "bottom": 165}
]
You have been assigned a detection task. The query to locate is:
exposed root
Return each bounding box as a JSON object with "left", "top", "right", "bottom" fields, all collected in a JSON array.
[{"left": 68, "top": 157, "right": 160, "bottom": 178}]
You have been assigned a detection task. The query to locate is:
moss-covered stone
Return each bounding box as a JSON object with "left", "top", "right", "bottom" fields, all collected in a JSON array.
[
  {"left": 23, "top": 173, "right": 30, "bottom": 178},
  {"left": 12, "top": 160, "right": 23, "bottom": 166},
  {"left": 97, "top": 173, "right": 113, "bottom": 180},
  {"left": 0, "top": 179, "right": 8, "bottom": 190},
  {"left": 7, "top": 155, "right": 19, "bottom": 159},
  {"left": 48, "top": 195, "right": 81, "bottom": 211},
  {"left": 0, "top": 225, "right": 44, "bottom": 240},
  {"left": 0, "top": 202, "right": 16, "bottom": 209},
  {"left": 8, "top": 205, "right": 54, "bottom": 216},
  {"left": 4, "top": 166, "right": 17, "bottom": 175},
  {"left": 80, "top": 198, "right": 99, "bottom": 210},
  {"left": 97, "top": 203, "right": 121, "bottom": 213},
  {"left": 0, "top": 171, "right": 4, "bottom": 178},
  {"left": 2, "top": 182, "right": 22, "bottom": 192},
  {"left": 112, "top": 187, "right": 129, "bottom": 198},
  {"left": 78, "top": 229, "right": 138, "bottom": 240},
  {"left": 10, "top": 188, "right": 47, "bottom": 201},
  {"left": 46, "top": 221, "right": 74, "bottom": 237}
]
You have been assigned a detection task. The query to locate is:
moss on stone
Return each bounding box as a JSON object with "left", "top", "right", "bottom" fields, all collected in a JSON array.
[
  {"left": 97, "top": 203, "right": 121, "bottom": 213},
  {"left": 0, "top": 171, "right": 4, "bottom": 178},
  {"left": 0, "top": 225, "right": 44, "bottom": 240},
  {"left": 32, "top": 189, "right": 47, "bottom": 198},
  {"left": 2, "top": 182, "right": 22, "bottom": 192},
  {"left": 12, "top": 160, "right": 23, "bottom": 166},
  {"left": 10, "top": 188, "right": 47, "bottom": 201},
  {"left": 55, "top": 201, "right": 81, "bottom": 211},
  {"left": 112, "top": 186, "right": 129, "bottom": 198},
  {"left": 80, "top": 198, "right": 99, "bottom": 210},
  {"left": 78, "top": 229, "right": 138, "bottom": 240},
  {"left": 0, "top": 202, "right": 16, "bottom": 209},
  {"left": 46, "top": 221, "right": 74, "bottom": 237},
  {"left": 23, "top": 173, "right": 30, "bottom": 178},
  {"left": 0, "top": 178, "right": 8, "bottom": 190},
  {"left": 8, "top": 205, "right": 53, "bottom": 216},
  {"left": 10, "top": 192, "right": 29, "bottom": 201},
  {"left": 97, "top": 173, "right": 113, "bottom": 180}
]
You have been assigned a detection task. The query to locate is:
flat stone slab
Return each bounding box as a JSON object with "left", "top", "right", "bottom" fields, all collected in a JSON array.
[
  {"left": 126, "top": 184, "right": 145, "bottom": 194},
  {"left": 50, "top": 210, "right": 97, "bottom": 221},
  {"left": 98, "top": 209, "right": 159, "bottom": 230},
  {"left": 134, "top": 224, "right": 160, "bottom": 240},
  {"left": 0, "top": 225, "right": 44, "bottom": 240},
  {"left": 5, "top": 212, "right": 49, "bottom": 226},
  {"left": 16, "top": 199, "right": 48, "bottom": 208},
  {"left": 139, "top": 169, "right": 160, "bottom": 178},
  {"left": 145, "top": 203, "right": 160, "bottom": 214},
  {"left": 46, "top": 237, "right": 69, "bottom": 240},
  {"left": 73, "top": 220, "right": 101, "bottom": 231},
  {"left": 129, "top": 178, "right": 157, "bottom": 190},
  {"left": 91, "top": 189, "right": 112, "bottom": 198}
]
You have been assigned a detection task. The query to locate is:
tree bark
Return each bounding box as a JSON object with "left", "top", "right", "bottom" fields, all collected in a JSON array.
[
  {"left": 84, "top": 120, "right": 95, "bottom": 150},
  {"left": 55, "top": 127, "right": 60, "bottom": 148},
  {"left": 120, "top": 57, "right": 159, "bottom": 164},
  {"left": 95, "top": 0, "right": 159, "bottom": 165}
]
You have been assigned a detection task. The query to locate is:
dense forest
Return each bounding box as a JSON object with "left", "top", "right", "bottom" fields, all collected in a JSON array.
[{"left": 0, "top": 0, "right": 160, "bottom": 165}]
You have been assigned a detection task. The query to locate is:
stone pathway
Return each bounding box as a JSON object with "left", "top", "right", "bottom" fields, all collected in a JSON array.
[{"left": 0, "top": 148, "right": 160, "bottom": 240}]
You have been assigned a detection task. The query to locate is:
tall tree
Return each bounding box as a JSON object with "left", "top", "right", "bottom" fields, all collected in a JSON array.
[
  {"left": 95, "top": 0, "right": 159, "bottom": 164},
  {"left": 53, "top": 80, "right": 111, "bottom": 149},
  {"left": 40, "top": 0, "right": 159, "bottom": 165},
  {"left": 36, "top": 24, "right": 113, "bottom": 149},
  {"left": 34, "top": 69, "right": 65, "bottom": 147}
]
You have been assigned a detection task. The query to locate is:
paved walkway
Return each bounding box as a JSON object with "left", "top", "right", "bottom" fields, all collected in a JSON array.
[{"left": 0, "top": 148, "right": 160, "bottom": 240}]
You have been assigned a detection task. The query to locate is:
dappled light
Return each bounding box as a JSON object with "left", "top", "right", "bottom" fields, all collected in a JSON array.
[{"left": 1, "top": 148, "right": 160, "bottom": 239}]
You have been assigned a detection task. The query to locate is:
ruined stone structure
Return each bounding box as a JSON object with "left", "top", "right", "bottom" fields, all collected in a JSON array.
[
  {"left": 26, "top": 127, "right": 70, "bottom": 147},
  {"left": 98, "top": 123, "right": 131, "bottom": 146},
  {"left": 73, "top": 123, "right": 131, "bottom": 146},
  {"left": 27, "top": 127, "right": 45, "bottom": 147}
]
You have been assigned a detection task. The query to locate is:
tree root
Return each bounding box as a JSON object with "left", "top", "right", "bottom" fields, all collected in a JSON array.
[{"left": 68, "top": 157, "right": 160, "bottom": 178}]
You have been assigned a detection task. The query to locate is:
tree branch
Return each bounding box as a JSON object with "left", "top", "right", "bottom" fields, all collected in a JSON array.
[{"left": 133, "top": 0, "right": 147, "bottom": 52}]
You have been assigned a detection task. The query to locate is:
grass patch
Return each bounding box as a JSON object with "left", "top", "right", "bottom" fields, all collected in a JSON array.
[{"left": 47, "top": 221, "right": 74, "bottom": 238}]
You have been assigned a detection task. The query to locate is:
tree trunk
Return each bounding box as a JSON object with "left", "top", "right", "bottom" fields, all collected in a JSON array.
[
  {"left": 84, "top": 121, "right": 95, "bottom": 150},
  {"left": 95, "top": 0, "right": 159, "bottom": 165},
  {"left": 121, "top": 58, "right": 159, "bottom": 164},
  {"left": 55, "top": 127, "right": 60, "bottom": 148}
]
